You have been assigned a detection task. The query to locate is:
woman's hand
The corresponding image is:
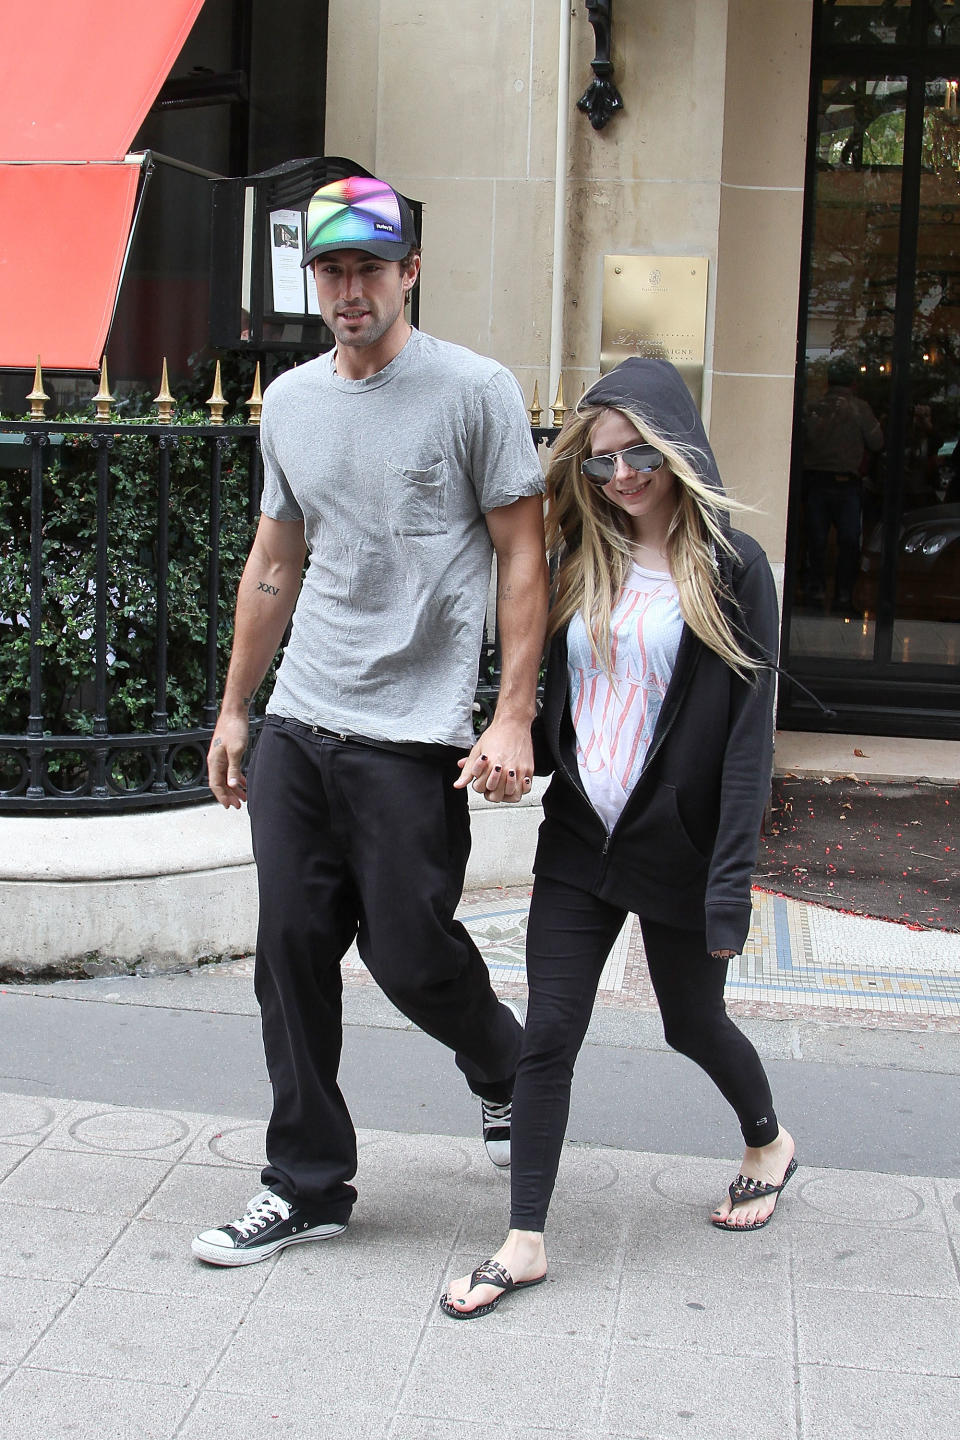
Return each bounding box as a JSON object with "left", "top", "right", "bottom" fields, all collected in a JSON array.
[{"left": 453, "top": 717, "right": 535, "bottom": 803}]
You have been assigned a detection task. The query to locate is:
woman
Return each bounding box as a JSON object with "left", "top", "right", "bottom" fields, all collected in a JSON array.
[{"left": 442, "top": 358, "right": 795, "bottom": 1319}]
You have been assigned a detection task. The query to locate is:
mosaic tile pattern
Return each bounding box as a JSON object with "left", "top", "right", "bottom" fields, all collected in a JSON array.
[
  {"left": 732, "top": 893, "right": 960, "bottom": 1016},
  {"left": 449, "top": 888, "right": 960, "bottom": 1021}
]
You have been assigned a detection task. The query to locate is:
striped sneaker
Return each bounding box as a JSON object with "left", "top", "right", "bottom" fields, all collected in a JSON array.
[{"left": 481, "top": 998, "right": 525, "bottom": 1168}]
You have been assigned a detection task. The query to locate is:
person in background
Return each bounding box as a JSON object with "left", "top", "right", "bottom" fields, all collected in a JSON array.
[
  {"left": 903, "top": 401, "right": 942, "bottom": 509},
  {"left": 801, "top": 357, "right": 883, "bottom": 613},
  {"left": 441, "top": 358, "right": 795, "bottom": 1319}
]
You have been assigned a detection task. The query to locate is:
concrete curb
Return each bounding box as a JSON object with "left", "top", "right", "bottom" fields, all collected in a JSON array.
[{"left": 0, "top": 783, "right": 546, "bottom": 977}]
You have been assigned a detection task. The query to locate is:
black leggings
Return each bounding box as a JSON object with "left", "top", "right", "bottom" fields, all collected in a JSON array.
[{"left": 509, "top": 876, "right": 779, "bottom": 1231}]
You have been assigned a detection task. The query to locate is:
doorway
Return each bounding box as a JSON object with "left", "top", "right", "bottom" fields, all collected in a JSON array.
[{"left": 781, "top": 1, "right": 960, "bottom": 737}]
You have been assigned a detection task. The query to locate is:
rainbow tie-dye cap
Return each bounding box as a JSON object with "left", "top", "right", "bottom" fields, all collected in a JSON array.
[{"left": 300, "top": 175, "right": 418, "bottom": 266}]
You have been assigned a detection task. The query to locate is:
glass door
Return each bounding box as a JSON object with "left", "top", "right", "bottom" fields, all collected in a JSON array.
[
  {"left": 887, "top": 78, "right": 960, "bottom": 666},
  {"left": 781, "top": 2, "right": 960, "bottom": 736},
  {"left": 789, "top": 73, "right": 905, "bottom": 659}
]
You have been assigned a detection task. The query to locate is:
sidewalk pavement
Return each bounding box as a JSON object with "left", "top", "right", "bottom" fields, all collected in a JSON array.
[{"left": 2, "top": 885, "right": 960, "bottom": 1439}]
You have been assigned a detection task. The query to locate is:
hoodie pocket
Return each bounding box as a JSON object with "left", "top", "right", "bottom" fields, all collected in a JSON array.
[{"left": 622, "top": 781, "right": 709, "bottom": 881}]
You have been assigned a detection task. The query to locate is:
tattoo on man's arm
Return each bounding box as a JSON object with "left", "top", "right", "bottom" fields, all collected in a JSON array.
[
  {"left": 212, "top": 738, "right": 222, "bottom": 748},
  {"left": 256, "top": 580, "right": 280, "bottom": 596}
]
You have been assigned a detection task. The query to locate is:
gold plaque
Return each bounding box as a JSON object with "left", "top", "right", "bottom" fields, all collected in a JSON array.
[{"left": 601, "top": 256, "right": 709, "bottom": 406}]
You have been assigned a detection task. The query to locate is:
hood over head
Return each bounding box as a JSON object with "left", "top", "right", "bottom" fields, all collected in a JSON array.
[
  {"left": 582, "top": 358, "right": 725, "bottom": 506},
  {"left": 581, "top": 359, "right": 830, "bottom": 709}
]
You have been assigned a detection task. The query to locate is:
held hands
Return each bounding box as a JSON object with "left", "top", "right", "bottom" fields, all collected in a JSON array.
[
  {"left": 206, "top": 711, "right": 250, "bottom": 809},
  {"left": 453, "top": 717, "right": 535, "bottom": 804}
]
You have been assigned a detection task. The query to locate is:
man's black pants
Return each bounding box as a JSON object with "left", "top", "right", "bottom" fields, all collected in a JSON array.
[{"left": 247, "top": 716, "right": 523, "bottom": 1222}]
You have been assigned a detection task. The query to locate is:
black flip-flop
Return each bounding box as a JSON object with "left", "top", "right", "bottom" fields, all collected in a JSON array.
[
  {"left": 439, "top": 1258, "right": 547, "bottom": 1319},
  {"left": 711, "top": 1154, "right": 798, "bottom": 1232}
]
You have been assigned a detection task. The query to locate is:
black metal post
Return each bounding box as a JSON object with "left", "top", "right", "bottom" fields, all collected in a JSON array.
[
  {"left": 89, "top": 434, "right": 113, "bottom": 796},
  {"left": 204, "top": 435, "right": 228, "bottom": 726},
  {"left": 25, "top": 433, "right": 47, "bottom": 797},
  {"left": 151, "top": 434, "right": 176, "bottom": 793},
  {"left": 248, "top": 432, "right": 263, "bottom": 522}
]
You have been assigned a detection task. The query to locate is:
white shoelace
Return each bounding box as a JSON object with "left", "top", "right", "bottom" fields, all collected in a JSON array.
[
  {"left": 482, "top": 1100, "right": 512, "bottom": 1126},
  {"left": 229, "top": 1190, "right": 291, "bottom": 1238}
]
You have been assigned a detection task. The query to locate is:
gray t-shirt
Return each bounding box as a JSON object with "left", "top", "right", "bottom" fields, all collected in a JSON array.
[{"left": 259, "top": 328, "right": 544, "bottom": 746}]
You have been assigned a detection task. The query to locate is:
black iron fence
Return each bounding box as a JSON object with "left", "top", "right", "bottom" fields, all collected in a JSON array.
[{"left": 0, "top": 400, "right": 560, "bottom": 813}]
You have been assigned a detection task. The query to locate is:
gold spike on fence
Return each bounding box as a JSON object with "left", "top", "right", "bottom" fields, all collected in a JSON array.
[
  {"left": 206, "top": 360, "right": 226, "bottom": 425},
  {"left": 93, "top": 356, "right": 114, "bottom": 422},
  {"left": 26, "top": 356, "right": 49, "bottom": 420},
  {"left": 551, "top": 374, "right": 566, "bottom": 427},
  {"left": 246, "top": 362, "right": 263, "bottom": 425},
  {"left": 154, "top": 358, "right": 175, "bottom": 423},
  {"left": 18, "top": 356, "right": 565, "bottom": 431}
]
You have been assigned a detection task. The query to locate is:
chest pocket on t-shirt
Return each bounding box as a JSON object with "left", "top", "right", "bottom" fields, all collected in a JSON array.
[{"left": 387, "top": 459, "right": 448, "bottom": 537}]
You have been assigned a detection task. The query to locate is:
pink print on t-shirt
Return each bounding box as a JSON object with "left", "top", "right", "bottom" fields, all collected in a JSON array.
[{"left": 567, "top": 564, "right": 684, "bottom": 834}]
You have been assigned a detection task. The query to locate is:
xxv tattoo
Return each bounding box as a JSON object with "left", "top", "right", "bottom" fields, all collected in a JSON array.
[{"left": 257, "top": 581, "right": 280, "bottom": 596}]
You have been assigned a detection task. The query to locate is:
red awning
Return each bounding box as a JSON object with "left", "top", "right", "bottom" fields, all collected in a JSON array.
[
  {"left": 0, "top": 0, "right": 204, "bottom": 371},
  {"left": 0, "top": 2, "right": 205, "bottom": 162},
  {"left": 0, "top": 162, "right": 141, "bottom": 371}
]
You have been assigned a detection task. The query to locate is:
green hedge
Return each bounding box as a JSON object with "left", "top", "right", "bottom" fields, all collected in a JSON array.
[{"left": 0, "top": 414, "right": 271, "bottom": 741}]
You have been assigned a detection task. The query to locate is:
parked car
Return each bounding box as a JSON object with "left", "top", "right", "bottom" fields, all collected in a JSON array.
[{"left": 854, "top": 503, "right": 960, "bottom": 621}]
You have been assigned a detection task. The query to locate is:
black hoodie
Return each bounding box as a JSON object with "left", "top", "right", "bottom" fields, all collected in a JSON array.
[{"left": 532, "top": 358, "right": 779, "bottom": 954}]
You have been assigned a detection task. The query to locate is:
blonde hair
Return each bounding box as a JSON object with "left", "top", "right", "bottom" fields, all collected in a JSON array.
[{"left": 545, "top": 404, "right": 761, "bottom": 680}]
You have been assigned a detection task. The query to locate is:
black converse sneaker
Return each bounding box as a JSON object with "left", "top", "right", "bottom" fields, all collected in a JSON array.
[
  {"left": 481, "top": 998, "right": 524, "bottom": 1168},
  {"left": 191, "top": 1189, "right": 346, "bottom": 1266},
  {"left": 481, "top": 1097, "right": 513, "bottom": 1168}
]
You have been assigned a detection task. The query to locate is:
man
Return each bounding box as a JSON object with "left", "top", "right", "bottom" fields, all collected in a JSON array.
[{"left": 192, "top": 174, "right": 548, "bottom": 1266}]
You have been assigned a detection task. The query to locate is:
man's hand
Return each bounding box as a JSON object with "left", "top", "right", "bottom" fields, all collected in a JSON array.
[
  {"left": 207, "top": 710, "right": 251, "bottom": 809},
  {"left": 206, "top": 514, "right": 305, "bottom": 810},
  {"left": 453, "top": 715, "right": 535, "bottom": 804}
]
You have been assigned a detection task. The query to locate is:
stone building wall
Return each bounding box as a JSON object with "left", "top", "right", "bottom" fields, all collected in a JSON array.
[{"left": 323, "top": 0, "right": 815, "bottom": 566}]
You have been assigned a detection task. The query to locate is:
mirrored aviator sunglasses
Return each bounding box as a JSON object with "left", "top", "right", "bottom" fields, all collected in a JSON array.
[{"left": 581, "top": 444, "right": 665, "bottom": 485}]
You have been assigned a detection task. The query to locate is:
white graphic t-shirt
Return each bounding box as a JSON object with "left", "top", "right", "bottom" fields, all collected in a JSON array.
[{"left": 567, "top": 563, "right": 684, "bottom": 834}]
